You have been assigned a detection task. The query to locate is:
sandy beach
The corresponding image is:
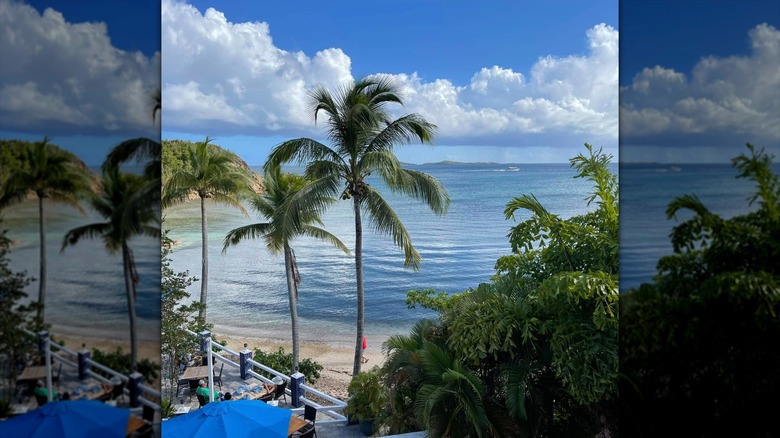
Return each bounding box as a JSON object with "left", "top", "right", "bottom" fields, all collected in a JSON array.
[{"left": 52, "top": 333, "right": 161, "bottom": 363}]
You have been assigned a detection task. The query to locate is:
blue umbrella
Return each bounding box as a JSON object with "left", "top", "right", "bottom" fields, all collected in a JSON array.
[
  {"left": 163, "top": 399, "right": 292, "bottom": 438},
  {"left": 0, "top": 400, "right": 129, "bottom": 438}
]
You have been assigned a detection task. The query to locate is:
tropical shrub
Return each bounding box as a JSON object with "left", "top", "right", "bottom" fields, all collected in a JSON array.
[
  {"left": 387, "top": 144, "right": 618, "bottom": 437},
  {"left": 620, "top": 144, "right": 780, "bottom": 437},
  {"left": 251, "top": 346, "right": 323, "bottom": 385}
]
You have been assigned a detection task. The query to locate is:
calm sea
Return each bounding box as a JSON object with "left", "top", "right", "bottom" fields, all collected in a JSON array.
[
  {"left": 164, "top": 163, "right": 613, "bottom": 345},
  {"left": 3, "top": 166, "right": 161, "bottom": 342},
  {"left": 619, "top": 162, "right": 779, "bottom": 291},
  {"left": 6, "top": 161, "right": 766, "bottom": 347}
]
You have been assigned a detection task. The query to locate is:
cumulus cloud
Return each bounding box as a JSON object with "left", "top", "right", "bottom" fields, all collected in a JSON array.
[
  {"left": 620, "top": 23, "right": 780, "bottom": 150},
  {"left": 0, "top": 0, "right": 160, "bottom": 137},
  {"left": 162, "top": 0, "right": 617, "bottom": 150}
]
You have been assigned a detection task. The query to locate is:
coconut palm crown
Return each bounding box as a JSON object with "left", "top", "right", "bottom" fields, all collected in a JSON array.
[
  {"left": 61, "top": 164, "right": 159, "bottom": 373},
  {"left": 0, "top": 138, "right": 93, "bottom": 321},
  {"left": 223, "top": 166, "right": 350, "bottom": 373},
  {"left": 265, "top": 77, "right": 451, "bottom": 375},
  {"left": 162, "top": 137, "right": 254, "bottom": 320}
]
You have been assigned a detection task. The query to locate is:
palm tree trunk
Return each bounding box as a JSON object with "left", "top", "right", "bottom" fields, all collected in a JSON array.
[
  {"left": 284, "top": 243, "right": 300, "bottom": 375},
  {"left": 37, "top": 195, "right": 46, "bottom": 322},
  {"left": 122, "top": 243, "right": 138, "bottom": 373},
  {"left": 353, "top": 196, "right": 364, "bottom": 376},
  {"left": 199, "top": 195, "right": 208, "bottom": 320}
]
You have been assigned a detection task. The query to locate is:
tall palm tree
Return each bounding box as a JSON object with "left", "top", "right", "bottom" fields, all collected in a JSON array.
[
  {"left": 0, "top": 138, "right": 93, "bottom": 321},
  {"left": 223, "top": 166, "right": 350, "bottom": 373},
  {"left": 265, "top": 77, "right": 451, "bottom": 375},
  {"left": 62, "top": 165, "right": 159, "bottom": 372},
  {"left": 162, "top": 138, "right": 253, "bottom": 320}
]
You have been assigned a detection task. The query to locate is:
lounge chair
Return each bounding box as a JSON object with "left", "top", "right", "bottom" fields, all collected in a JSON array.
[{"left": 273, "top": 381, "right": 288, "bottom": 404}]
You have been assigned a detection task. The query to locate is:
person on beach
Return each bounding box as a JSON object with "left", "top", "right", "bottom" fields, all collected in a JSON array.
[
  {"left": 361, "top": 336, "right": 369, "bottom": 363},
  {"left": 262, "top": 382, "right": 276, "bottom": 394},
  {"left": 195, "top": 379, "right": 219, "bottom": 402},
  {"left": 223, "top": 391, "right": 232, "bottom": 401}
]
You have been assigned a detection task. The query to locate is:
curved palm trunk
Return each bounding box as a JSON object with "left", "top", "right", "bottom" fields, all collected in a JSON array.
[
  {"left": 353, "top": 197, "right": 365, "bottom": 376},
  {"left": 122, "top": 243, "right": 138, "bottom": 373},
  {"left": 37, "top": 195, "right": 46, "bottom": 321},
  {"left": 284, "top": 243, "right": 300, "bottom": 374},
  {"left": 199, "top": 195, "right": 208, "bottom": 320}
]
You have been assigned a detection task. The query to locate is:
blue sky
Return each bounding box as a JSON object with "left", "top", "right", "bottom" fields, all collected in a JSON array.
[
  {"left": 0, "top": 0, "right": 160, "bottom": 165},
  {"left": 162, "top": 0, "right": 619, "bottom": 164},
  {"left": 619, "top": 0, "right": 780, "bottom": 163}
]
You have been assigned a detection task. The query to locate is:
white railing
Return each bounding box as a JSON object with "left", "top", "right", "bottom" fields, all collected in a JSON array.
[
  {"left": 19, "top": 328, "right": 160, "bottom": 411},
  {"left": 179, "top": 328, "right": 348, "bottom": 426}
]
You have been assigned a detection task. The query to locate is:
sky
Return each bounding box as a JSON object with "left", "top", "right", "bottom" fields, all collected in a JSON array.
[
  {"left": 161, "top": 0, "right": 619, "bottom": 164},
  {"left": 619, "top": 0, "right": 780, "bottom": 163},
  {"left": 0, "top": 0, "right": 161, "bottom": 165}
]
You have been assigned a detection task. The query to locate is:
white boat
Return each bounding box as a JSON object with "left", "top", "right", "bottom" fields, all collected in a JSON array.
[{"left": 506, "top": 166, "right": 520, "bottom": 171}]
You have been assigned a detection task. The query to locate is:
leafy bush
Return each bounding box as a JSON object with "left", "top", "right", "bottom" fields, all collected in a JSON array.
[
  {"left": 345, "top": 367, "right": 387, "bottom": 422},
  {"left": 90, "top": 347, "right": 159, "bottom": 384},
  {"left": 251, "top": 346, "right": 322, "bottom": 385}
]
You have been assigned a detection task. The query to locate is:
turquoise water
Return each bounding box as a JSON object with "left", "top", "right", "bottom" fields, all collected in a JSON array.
[
  {"left": 164, "top": 163, "right": 609, "bottom": 344},
  {"left": 3, "top": 167, "right": 161, "bottom": 341},
  {"left": 619, "top": 163, "right": 778, "bottom": 291}
]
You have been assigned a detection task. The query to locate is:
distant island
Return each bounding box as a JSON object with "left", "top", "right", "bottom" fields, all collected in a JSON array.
[{"left": 421, "top": 160, "right": 502, "bottom": 165}]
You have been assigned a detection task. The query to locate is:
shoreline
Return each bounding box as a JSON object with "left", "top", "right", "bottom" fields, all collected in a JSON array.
[{"left": 50, "top": 330, "right": 160, "bottom": 363}]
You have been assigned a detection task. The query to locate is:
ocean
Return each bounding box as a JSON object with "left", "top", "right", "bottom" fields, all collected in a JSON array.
[
  {"left": 163, "top": 163, "right": 614, "bottom": 345},
  {"left": 619, "top": 162, "right": 778, "bottom": 291},
  {"left": 2, "top": 166, "right": 161, "bottom": 342},
  {"left": 5, "top": 160, "right": 768, "bottom": 348}
]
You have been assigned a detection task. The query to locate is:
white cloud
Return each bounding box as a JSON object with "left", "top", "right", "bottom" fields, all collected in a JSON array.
[
  {"left": 0, "top": 0, "right": 160, "bottom": 137},
  {"left": 161, "top": 0, "right": 617, "bottom": 151},
  {"left": 620, "top": 23, "right": 780, "bottom": 149}
]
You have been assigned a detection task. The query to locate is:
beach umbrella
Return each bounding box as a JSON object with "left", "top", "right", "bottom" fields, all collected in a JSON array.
[
  {"left": 0, "top": 400, "right": 129, "bottom": 438},
  {"left": 163, "top": 399, "right": 292, "bottom": 438}
]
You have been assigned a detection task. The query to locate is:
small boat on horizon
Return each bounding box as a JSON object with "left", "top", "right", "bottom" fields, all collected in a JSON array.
[{"left": 506, "top": 166, "right": 520, "bottom": 171}]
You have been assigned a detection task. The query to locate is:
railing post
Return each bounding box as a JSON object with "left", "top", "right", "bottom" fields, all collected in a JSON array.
[
  {"left": 198, "top": 331, "right": 211, "bottom": 356},
  {"left": 78, "top": 343, "right": 91, "bottom": 380},
  {"left": 290, "top": 372, "right": 305, "bottom": 408},
  {"left": 128, "top": 371, "right": 143, "bottom": 408},
  {"left": 38, "top": 331, "right": 53, "bottom": 402},
  {"left": 199, "top": 331, "right": 214, "bottom": 402},
  {"left": 239, "top": 343, "right": 252, "bottom": 380}
]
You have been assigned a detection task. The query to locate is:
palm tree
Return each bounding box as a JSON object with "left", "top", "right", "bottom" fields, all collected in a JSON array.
[
  {"left": 0, "top": 138, "right": 93, "bottom": 321},
  {"left": 62, "top": 165, "right": 159, "bottom": 372},
  {"left": 223, "top": 166, "right": 350, "bottom": 373},
  {"left": 265, "top": 77, "right": 451, "bottom": 375},
  {"left": 162, "top": 138, "right": 253, "bottom": 320}
]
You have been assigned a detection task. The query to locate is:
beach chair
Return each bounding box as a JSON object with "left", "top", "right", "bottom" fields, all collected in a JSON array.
[
  {"left": 273, "top": 381, "right": 288, "bottom": 405},
  {"left": 52, "top": 363, "right": 62, "bottom": 385},
  {"left": 110, "top": 381, "right": 126, "bottom": 404},
  {"left": 213, "top": 363, "right": 223, "bottom": 390},
  {"left": 296, "top": 404, "right": 318, "bottom": 438},
  {"left": 175, "top": 379, "right": 189, "bottom": 397},
  {"left": 35, "top": 393, "right": 48, "bottom": 407}
]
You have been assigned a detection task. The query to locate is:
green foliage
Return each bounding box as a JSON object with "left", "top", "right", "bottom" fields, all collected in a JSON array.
[
  {"left": 620, "top": 144, "right": 780, "bottom": 437},
  {"left": 389, "top": 144, "right": 618, "bottom": 437},
  {"left": 89, "top": 347, "right": 159, "bottom": 384},
  {"left": 405, "top": 289, "right": 454, "bottom": 312},
  {"left": 0, "top": 398, "right": 11, "bottom": 418},
  {"left": 160, "top": 227, "right": 207, "bottom": 403},
  {"left": 251, "top": 346, "right": 323, "bottom": 385},
  {"left": 0, "top": 221, "right": 44, "bottom": 403},
  {"left": 345, "top": 367, "right": 387, "bottom": 422},
  {"left": 162, "top": 139, "right": 253, "bottom": 188},
  {"left": 160, "top": 398, "right": 176, "bottom": 419}
]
